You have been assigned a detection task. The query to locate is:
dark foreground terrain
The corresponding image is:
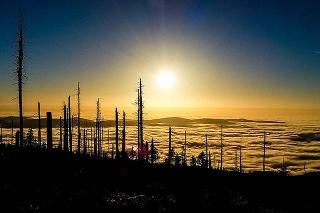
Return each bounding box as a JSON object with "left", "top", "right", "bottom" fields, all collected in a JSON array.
[{"left": 0, "top": 144, "right": 319, "bottom": 213}]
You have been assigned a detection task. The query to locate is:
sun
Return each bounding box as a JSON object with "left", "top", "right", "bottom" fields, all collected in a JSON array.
[{"left": 156, "top": 70, "right": 175, "bottom": 89}]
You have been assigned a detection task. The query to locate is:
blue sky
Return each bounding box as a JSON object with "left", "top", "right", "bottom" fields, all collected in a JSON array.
[{"left": 0, "top": 0, "right": 320, "bottom": 116}]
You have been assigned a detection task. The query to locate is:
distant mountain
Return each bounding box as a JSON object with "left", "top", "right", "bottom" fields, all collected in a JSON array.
[{"left": 0, "top": 116, "right": 284, "bottom": 128}]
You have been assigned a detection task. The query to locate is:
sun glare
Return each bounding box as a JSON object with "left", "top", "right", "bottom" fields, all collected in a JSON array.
[{"left": 156, "top": 70, "right": 174, "bottom": 89}]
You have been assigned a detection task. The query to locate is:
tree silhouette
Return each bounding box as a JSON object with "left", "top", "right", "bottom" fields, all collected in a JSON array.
[
  {"left": 150, "top": 138, "right": 159, "bottom": 163},
  {"left": 83, "top": 129, "right": 87, "bottom": 155},
  {"left": 205, "top": 134, "right": 208, "bottom": 168},
  {"left": 63, "top": 104, "right": 68, "bottom": 151},
  {"left": 174, "top": 154, "right": 182, "bottom": 166},
  {"left": 26, "top": 128, "right": 34, "bottom": 147},
  {"left": 77, "top": 81, "right": 81, "bottom": 154},
  {"left": 138, "top": 79, "right": 144, "bottom": 154},
  {"left": 59, "top": 116, "right": 62, "bottom": 150},
  {"left": 68, "top": 96, "right": 72, "bottom": 152},
  {"left": 190, "top": 155, "right": 197, "bottom": 167},
  {"left": 115, "top": 108, "right": 119, "bottom": 159},
  {"left": 128, "top": 146, "right": 136, "bottom": 160},
  {"left": 121, "top": 111, "right": 127, "bottom": 158},
  {"left": 46, "top": 112, "right": 52, "bottom": 150},
  {"left": 37, "top": 101, "right": 41, "bottom": 146},
  {"left": 16, "top": 13, "right": 25, "bottom": 146},
  {"left": 145, "top": 141, "right": 149, "bottom": 163},
  {"left": 182, "top": 130, "right": 187, "bottom": 166},
  {"left": 239, "top": 145, "right": 243, "bottom": 173},
  {"left": 166, "top": 127, "right": 173, "bottom": 164},
  {"left": 15, "top": 130, "right": 20, "bottom": 147},
  {"left": 197, "top": 152, "right": 207, "bottom": 168},
  {"left": 262, "top": 131, "right": 271, "bottom": 172},
  {"left": 220, "top": 125, "right": 224, "bottom": 170},
  {"left": 0, "top": 121, "right": 3, "bottom": 143}
]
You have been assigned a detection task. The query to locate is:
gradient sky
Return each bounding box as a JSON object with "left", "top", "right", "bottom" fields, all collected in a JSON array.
[{"left": 0, "top": 0, "right": 320, "bottom": 118}]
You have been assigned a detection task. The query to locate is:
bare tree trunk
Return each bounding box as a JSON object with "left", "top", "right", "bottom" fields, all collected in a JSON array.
[
  {"left": 209, "top": 151, "right": 212, "bottom": 169},
  {"left": 83, "top": 129, "right": 87, "bottom": 155},
  {"left": 90, "top": 127, "right": 93, "bottom": 156},
  {"left": 0, "top": 121, "right": 2, "bottom": 143},
  {"left": 184, "top": 130, "right": 187, "bottom": 165},
  {"left": 59, "top": 116, "right": 62, "bottom": 150},
  {"left": 38, "top": 101, "right": 41, "bottom": 146},
  {"left": 122, "top": 111, "right": 126, "bottom": 158},
  {"left": 68, "top": 96, "right": 72, "bottom": 152},
  {"left": 239, "top": 145, "right": 242, "bottom": 173},
  {"left": 145, "top": 141, "right": 149, "bottom": 163},
  {"left": 107, "top": 129, "right": 110, "bottom": 158},
  {"left": 63, "top": 104, "right": 68, "bottom": 151},
  {"left": 46, "top": 112, "right": 52, "bottom": 150},
  {"left": 77, "top": 81, "right": 81, "bottom": 154},
  {"left": 263, "top": 131, "right": 266, "bottom": 172},
  {"left": 139, "top": 79, "right": 143, "bottom": 148},
  {"left": 205, "top": 134, "right": 208, "bottom": 168},
  {"left": 168, "top": 127, "right": 172, "bottom": 164},
  {"left": 11, "top": 119, "right": 14, "bottom": 144},
  {"left": 16, "top": 15, "right": 25, "bottom": 146},
  {"left": 220, "top": 125, "right": 223, "bottom": 170},
  {"left": 137, "top": 88, "right": 140, "bottom": 157},
  {"left": 115, "top": 108, "right": 119, "bottom": 159}
]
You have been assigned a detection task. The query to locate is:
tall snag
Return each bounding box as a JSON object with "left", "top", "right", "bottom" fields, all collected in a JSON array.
[
  {"left": 16, "top": 14, "right": 25, "bottom": 146},
  {"left": 77, "top": 81, "right": 81, "bottom": 154},
  {"left": 136, "top": 79, "right": 144, "bottom": 159},
  {"left": 63, "top": 103, "right": 68, "bottom": 151},
  {"left": 38, "top": 101, "right": 41, "bottom": 146},
  {"left": 115, "top": 108, "right": 119, "bottom": 158},
  {"left": 168, "top": 127, "right": 172, "bottom": 164},
  {"left": 122, "top": 111, "right": 126, "bottom": 158},
  {"left": 220, "top": 125, "right": 223, "bottom": 170},
  {"left": 68, "top": 96, "right": 72, "bottom": 152}
]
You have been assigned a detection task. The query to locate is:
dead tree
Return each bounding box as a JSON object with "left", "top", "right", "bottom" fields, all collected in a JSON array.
[
  {"left": 95, "top": 99, "right": 101, "bottom": 157},
  {"left": 107, "top": 129, "right": 110, "bottom": 158},
  {"left": 59, "top": 116, "right": 62, "bottom": 149},
  {"left": 220, "top": 125, "right": 223, "bottom": 170},
  {"left": 15, "top": 130, "right": 20, "bottom": 147},
  {"left": 111, "top": 142, "right": 114, "bottom": 159},
  {"left": 11, "top": 119, "right": 14, "bottom": 144},
  {"left": 93, "top": 128, "right": 97, "bottom": 157},
  {"left": 137, "top": 88, "right": 140, "bottom": 155},
  {"left": 139, "top": 79, "right": 144, "bottom": 148},
  {"left": 16, "top": 14, "right": 25, "bottom": 146},
  {"left": 205, "top": 134, "right": 208, "bottom": 168},
  {"left": 68, "top": 96, "right": 72, "bottom": 152},
  {"left": 239, "top": 145, "right": 243, "bottom": 173},
  {"left": 167, "top": 127, "right": 172, "bottom": 164},
  {"left": 101, "top": 127, "right": 103, "bottom": 157},
  {"left": 122, "top": 111, "right": 126, "bottom": 158},
  {"left": 136, "top": 79, "right": 144, "bottom": 159},
  {"left": 63, "top": 104, "right": 68, "bottom": 151},
  {"left": 0, "top": 122, "right": 2, "bottom": 143},
  {"left": 83, "top": 129, "right": 87, "bottom": 155},
  {"left": 46, "top": 112, "right": 52, "bottom": 150},
  {"left": 150, "top": 138, "right": 156, "bottom": 163},
  {"left": 234, "top": 148, "right": 238, "bottom": 171},
  {"left": 115, "top": 108, "right": 119, "bottom": 159},
  {"left": 183, "top": 130, "right": 187, "bottom": 165},
  {"left": 90, "top": 127, "right": 93, "bottom": 155},
  {"left": 263, "top": 131, "right": 266, "bottom": 172},
  {"left": 77, "top": 81, "right": 81, "bottom": 154},
  {"left": 145, "top": 141, "right": 149, "bottom": 163},
  {"left": 38, "top": 101, "right": 41, "bottom": 146}
]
